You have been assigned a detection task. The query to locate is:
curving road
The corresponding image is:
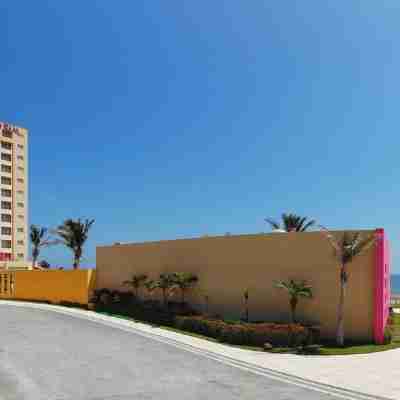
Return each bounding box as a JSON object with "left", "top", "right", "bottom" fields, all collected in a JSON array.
[{"left": 0, "top": 305, "right": 342, "bottom": 400}]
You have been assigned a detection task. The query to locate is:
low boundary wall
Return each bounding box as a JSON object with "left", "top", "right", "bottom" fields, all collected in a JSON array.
[{"left": 0, "top": 269, "right": 96, "bottom": 305}]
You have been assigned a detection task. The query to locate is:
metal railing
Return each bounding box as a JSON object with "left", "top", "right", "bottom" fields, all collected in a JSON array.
[{"left": 390, "top": 296, "right": 400, "bottom": 307}]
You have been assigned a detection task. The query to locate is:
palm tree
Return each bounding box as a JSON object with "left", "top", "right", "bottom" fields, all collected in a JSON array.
[
  {"left": 123, "top": 273, "right": 148, "bottom": 299},
  {"left": 55, "top": 218, "right": 94, "bottom": 269},
  {"left": 30, "top": 225, "right": 54, "bottom": 268},
  {"left": 157, "top": 273, "right": 176, "bottom": 307},
  {"left": 274, "top": 279, "right": 313, "bottom": 323},
  {"left": 320, "top": 228, "right": 375, "bottom": 346},
  {"left": 172, "top": 272, "right": 198, "bottom": 304},
  {"left": 265, "top": 213, "right": 316, "bottom": 232},
  {"left": 143, "top": 279, "right": 157, "bottom": 300}
]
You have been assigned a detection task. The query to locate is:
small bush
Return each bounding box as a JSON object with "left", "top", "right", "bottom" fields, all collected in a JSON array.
[
  {"left": 383, "top": 326, "right": 392, "bottom": 345},
  {"left": 91, "top": 288, "right": 112, "bottom": 307}
]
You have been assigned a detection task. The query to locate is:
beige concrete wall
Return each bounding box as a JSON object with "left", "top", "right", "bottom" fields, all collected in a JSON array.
[{"left": 96, "top": 231, "right": 376, "bottom": 341}]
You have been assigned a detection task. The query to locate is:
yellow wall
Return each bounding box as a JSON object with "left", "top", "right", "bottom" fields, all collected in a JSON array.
[
  {"left": 96, "top": 231, "right": 376, "bottom": 341},
  {"left": 0, "top": 269, "right": 95, "bottom": 305}
]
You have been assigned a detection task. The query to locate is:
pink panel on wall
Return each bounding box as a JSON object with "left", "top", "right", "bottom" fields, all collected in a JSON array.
[{"left": 374, "top": 228, "right": 390, "bottom": 344}]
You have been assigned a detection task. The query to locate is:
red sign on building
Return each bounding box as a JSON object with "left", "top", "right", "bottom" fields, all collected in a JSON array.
[{"left": 0, "top": 253, "right": 12, "bottom": 261}]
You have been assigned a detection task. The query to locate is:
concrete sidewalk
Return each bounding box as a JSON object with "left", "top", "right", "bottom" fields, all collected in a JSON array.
[{"left": 1, "top": 300, "right": 398, "bottom": 399}]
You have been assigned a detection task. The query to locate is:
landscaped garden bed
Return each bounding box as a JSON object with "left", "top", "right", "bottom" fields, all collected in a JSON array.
[
  {"left": 91, "top": 287, "right": 318, "bottom": 348},
  {"left": 89, "top": 280, "right": 400, "bottom": 355}
]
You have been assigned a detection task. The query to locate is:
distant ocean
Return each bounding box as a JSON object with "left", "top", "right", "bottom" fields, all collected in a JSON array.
[{"left": 391, "top": 275, "right": 400, "bottom": 294}]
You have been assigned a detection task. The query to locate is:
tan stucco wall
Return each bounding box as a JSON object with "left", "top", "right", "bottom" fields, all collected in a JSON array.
[
  {"left": 96, "top": 231, "right": 376, "bottom": 341},
  {"left": 0, "top": 269, "right": 96, "bottom": 304}
]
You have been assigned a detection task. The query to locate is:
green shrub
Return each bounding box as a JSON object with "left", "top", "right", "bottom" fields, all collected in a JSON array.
[{"left": 383, "top": 326, "right": 392, "bottom": 345}]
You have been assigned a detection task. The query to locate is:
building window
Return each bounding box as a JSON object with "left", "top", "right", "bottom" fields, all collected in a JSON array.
[
  {"left": 1, "top": 214, "right": 11, "bottom": 222},
  {"left": 1, "top": 153, "right": 11, "bottom": 162},
  {"left": 2, "top": 129, "right": 12, "bottom": 138},
  {"left": 1, "top": 164, "right": 11, "bottom": 173},
  {"left": 1, "top": 240, "right": 11, "bottom": 249},
  {"left": 1, "top": 142, "right": 12, "bottom": 150},
  {"left": 18, "top": 166, "right": 24, "bottom": 172},
  {"left": 17, "top": 155, "right": 24, "bottom": 161},
  {"left": 17, "top": 178, "right": 24, "bottom": 184},
  {"left": 17, "top": 144, "right": 24, "bottom": 150},
  {"left": 17, "top": 227, "right": 24, "bottom": 233},
  {"left": 1, "top": 189, "right": 11, "bottom": 197},
  {"left": 17, "top": 190, "right": 24, "bottom": 195},
  {"left": 1, "top": 177, "right": 11, "bottom": 185},
  {"left": 17, "top": 214, "right": 24, "bottom": 220},
  {"left": 1, "top": 201, "right": 11, "bottom": 210},
  {"left": 1, "top": 227, "right": 11, "bottom": 235},
  {"left": 17, "top": 240, "right": 24, "bottom": 246},
  {"left": 17, "top": 253, "right": 24, "bottom": 259},
  {"left": 17, "top": 202, "right": 24, "bottom": 208}
]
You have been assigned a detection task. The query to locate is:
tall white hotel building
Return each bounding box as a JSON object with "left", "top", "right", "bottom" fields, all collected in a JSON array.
[{"left": 0, "top": 122, "right": 28, "bottom": 262}]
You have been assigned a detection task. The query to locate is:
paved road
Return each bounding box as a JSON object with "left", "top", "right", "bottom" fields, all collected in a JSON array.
[{"left": 0, "top": 306, "right": 341, "bottom": 400}]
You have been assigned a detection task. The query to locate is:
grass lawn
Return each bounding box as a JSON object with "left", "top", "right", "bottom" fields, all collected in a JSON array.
[
  {"left": 317, "top": 342, "right": 400, "bottom": 355},
  {"left": 95, "top": 309, "right": 400, "bottom": 356}
]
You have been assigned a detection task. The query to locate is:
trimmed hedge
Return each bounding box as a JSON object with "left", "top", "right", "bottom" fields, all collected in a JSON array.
[{"left": 175, "top": 316, "right": 311, "bottom": 346}]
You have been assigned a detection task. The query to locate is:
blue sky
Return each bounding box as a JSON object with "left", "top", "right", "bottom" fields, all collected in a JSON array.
[{"left": 2, "top": 1, "right": 400, "bottom": 271}]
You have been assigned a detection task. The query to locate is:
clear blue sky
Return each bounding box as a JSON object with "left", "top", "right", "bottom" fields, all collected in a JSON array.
[{"left": 2, "top": 1, "right": 400, "bottom": 271}]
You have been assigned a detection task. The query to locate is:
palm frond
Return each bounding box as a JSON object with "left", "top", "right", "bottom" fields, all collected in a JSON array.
[
  {"left": 353, "top": 234, "right": 376, "bottom": 256},
  {"left": 321, "top": 227, "right": 375, "bottom": 266},
  {"left": 54, "top": 218, "right": 95, "bottom": 268},
  {"left": 265, "top": 218, "right": 280, "bottom": 230},
  {"left": 279, "top": 213, "right": 316, "bottom": 232},
  {"left": 274, "top": 278, "right": 313, "bottom": 298},
  {"left": 301, "top": 219, "right": 316, "bottom": 232},
  {"left": 319, "top": 226, "right": 342, "bottom": 259},
  {"left": 274, "top": 280, "right": 290, "bottom": 290},
  {"left": 172, "top": 272, "right": 199, "bottom": 289}
]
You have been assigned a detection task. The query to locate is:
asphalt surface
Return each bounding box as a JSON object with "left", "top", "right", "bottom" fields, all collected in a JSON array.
[{"left": 0, "top": 305, "right": 342, "bottom": 400}]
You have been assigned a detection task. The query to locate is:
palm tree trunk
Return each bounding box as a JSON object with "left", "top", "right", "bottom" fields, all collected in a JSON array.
[
  {"left": 204, "top": 296, "right": 209, "bottom": 315},
  {"left": 73, "top": 248, "right": 82, "bottom": 269},
  {"left": 290, "top": 297, "right": 298, "bottom": 323},
  {"left": 32, "top": 247, "right": 39, "bottom": 269},
  {"left": 181, "top": 288, "right": 185, "bottom": 305},
  {"left": 336, "top": 265, "right": 347, "bottom": 346},
  {"left": 162, "top": 288, "right": 167, "bottom": 307}
]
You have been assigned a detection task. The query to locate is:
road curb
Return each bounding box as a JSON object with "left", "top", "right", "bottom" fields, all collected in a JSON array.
[{"left": 0, "top": 300, "right": 393, "bottom": 400}]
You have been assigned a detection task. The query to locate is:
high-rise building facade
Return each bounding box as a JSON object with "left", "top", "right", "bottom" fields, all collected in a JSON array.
[{"left": 0, "top": 122, "right": 28, "bottom": 262}]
